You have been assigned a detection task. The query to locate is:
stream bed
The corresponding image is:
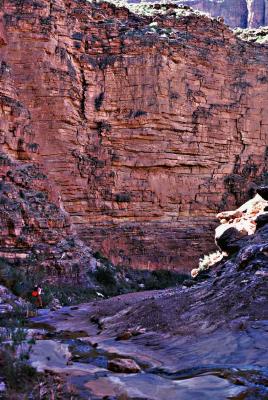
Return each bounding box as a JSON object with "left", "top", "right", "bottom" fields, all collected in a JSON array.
[{"left": 28, "top": 305, "right": 268, "bottom": 399}]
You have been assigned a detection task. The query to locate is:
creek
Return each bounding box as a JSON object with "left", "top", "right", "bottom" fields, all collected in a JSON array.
[{"left": 28, "top": 300, "right": 268, "bottom": 399}]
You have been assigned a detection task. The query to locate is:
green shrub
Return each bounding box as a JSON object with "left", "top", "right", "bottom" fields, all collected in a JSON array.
[
  {"left": 43, "top": 284, "right": 97, "bottom": 306},
  {"left": 0, "top": 258, "right": 45, "bottom": 299},
  {"left": 1, "top": 348, "right": 37, "bottom": 390},
  {"left": 142, "top": 269, "right": 188, "bottom": 290},
  {"left": 94, "top": 266, "right": 116, "bottom": 286},
  {"left": 11, "top": 327, "right": 27, "bottom": 346}
]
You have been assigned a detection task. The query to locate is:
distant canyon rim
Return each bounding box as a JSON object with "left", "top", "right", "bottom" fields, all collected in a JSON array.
[{"left": 130, "top": 0, "right": 268, "bottom": 29}]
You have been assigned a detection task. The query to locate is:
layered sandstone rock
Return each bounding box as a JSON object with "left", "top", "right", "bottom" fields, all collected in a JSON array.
[
  {"left": 0, "top": 154, "right": 98, "bottom": 283},
  {"left": 0, "top": 24, "right": 98, "bottom": 283},
  {"left": 1, "top": 0, "right": 268, "bottom": 271},
  {"left": 146, "top": 0, "right": 268, "bottom": 28}
]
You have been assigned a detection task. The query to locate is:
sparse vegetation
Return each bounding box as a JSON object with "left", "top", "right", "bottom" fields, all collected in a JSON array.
[
  {"left": 92, "top": 251, "right": 189, "bottom": 296},
  {"left": 0, "top": 345, "right": 79, "bottom": 399},
  {"left": 0, "top": 303, "right": 36, "bottom": 397},
  {"left": 0, "top": 258, "right": 45, "bottom": 300},
  {"left": 234, "top": 27, "right": 268, "bottom": 44},
  {"left": 0, "top": 349, "right": 38, "bottom": 392},
  {"left": 40, "top": 284, "right": 97, "bottom": 306},
  {"left": 141, "top": 269, "right": 188, "bottom": 290},
  {"left": 128, "top": 110, "right": 147, "bottom": 118},
  {"left": 0, "top": 293, "right": 80, "bottom": 398},
  {"left": 0, "top": 254, "right": 190, "bottom": 308},
  {"left": 191, "top": 250, "right": 225, "bottom": 278},
  {"left": 86, "top": 0, "right": 211, "bottom": 20}
]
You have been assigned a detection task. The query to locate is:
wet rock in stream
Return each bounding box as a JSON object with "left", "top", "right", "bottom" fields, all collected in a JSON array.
[{"left": 107, "top": 358, "right": 141, "bottom": 374}]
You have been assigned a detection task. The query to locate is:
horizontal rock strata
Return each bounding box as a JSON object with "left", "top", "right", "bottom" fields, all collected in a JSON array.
[
  {"left": 0, "top": 154, "right": 99, "bottom": 283},
  {"left": 0, "top": 1, "right": 268, "bottom": 271},
  {"left": 91, "top": 190, "right": 268, "bottom": 337}
]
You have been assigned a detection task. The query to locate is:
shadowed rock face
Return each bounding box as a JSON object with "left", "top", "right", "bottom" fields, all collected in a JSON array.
[
  {"left": 1, "top": 0, "right": 268, "bottom": 271},
  {"left": 89, "top": 191, "right": 268, "bottom": 338},
  {"left": 139, "top": 0, "right": 268, "bottom": 28}
]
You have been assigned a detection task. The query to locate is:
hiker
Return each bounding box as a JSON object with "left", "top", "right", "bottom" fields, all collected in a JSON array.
[{"left": 32, "top": 285, "right": 43, "bottom": 308}]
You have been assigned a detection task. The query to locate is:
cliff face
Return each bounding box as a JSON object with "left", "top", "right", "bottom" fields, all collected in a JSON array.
[
  {"left": 0, "top": 21, "right": 97, "bottom": 283},
  {"left": 173, "top": 0, "right": 268, "bottom": 28},
  {"left": 0, "top": 154, "right": 99, "bottom": 283},
  {"left": 1, "top": 0, "right": 268, "bottom": 271}
]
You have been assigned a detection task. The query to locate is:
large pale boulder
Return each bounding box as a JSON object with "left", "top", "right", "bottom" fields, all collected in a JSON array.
[{"left": 215, "top": 194, "right": 268, "bottom": 253}]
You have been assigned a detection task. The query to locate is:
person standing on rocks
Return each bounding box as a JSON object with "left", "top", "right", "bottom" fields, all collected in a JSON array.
[{"left": 32, "top": 285, "right": 43, "bottom": 308}]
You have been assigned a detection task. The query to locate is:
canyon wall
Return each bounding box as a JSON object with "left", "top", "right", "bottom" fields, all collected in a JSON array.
[
  {"left": 155, "top": 0, "right": 268, "bottom": 28},
  {"left": 1, "top": 0, "right": 268, "bottom": 272},
  {"left": 0, "top": 12, "right": 97, "bottom": 283}
]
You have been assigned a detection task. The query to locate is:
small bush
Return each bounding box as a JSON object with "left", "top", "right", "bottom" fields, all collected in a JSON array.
[
  {"left": 128, "top": 110, "right": 147, "bottom": 118},
  {"left": 94, "top": 266, "right": 116, "bottom": 286},
  {"left": 42, "top": 284, "right": 96, "bottom": 306},
  {"left": 143, "top": 269, "right": 188, "bottom": 290},
  {"left": 11, "top": 327, "right": 27, "bottom": 346},
  {"left": 0, "top": 349, "right": 37, "bottom": 391}
]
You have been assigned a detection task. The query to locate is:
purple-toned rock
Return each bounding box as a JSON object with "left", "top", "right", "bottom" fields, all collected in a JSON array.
[{"left": 108, "top": 358, "right": 141, "bottom": 373}]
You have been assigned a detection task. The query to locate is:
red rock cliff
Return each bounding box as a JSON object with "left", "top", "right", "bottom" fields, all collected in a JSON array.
[
  {"left": 0, "top": 8, "right": 97, "bottom": 282},
  {"left": 1, "top": 1, "right": 268, "bottom": 271}
]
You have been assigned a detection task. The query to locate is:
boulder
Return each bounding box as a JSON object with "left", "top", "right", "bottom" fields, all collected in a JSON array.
[
  {"left": 255, "top": 213, "right": 268, "bottom": 230},
  {"left": 256, "top": 186, "right": 268, "bottom": 201},
  {"left": 215, "top": 193, "right": 268, "bottom": 253},
  {"left": 50, "top": 298, "right": 62, "bottom": 311},
  {"left": 116, "top": 331, "right": 132, "bottom": 341},
  {"left": 215, "top": 227, "right": 246, "bottom": 254},
  {"left": 107, "top": 358, "right": 141, "bottom": 373}
]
